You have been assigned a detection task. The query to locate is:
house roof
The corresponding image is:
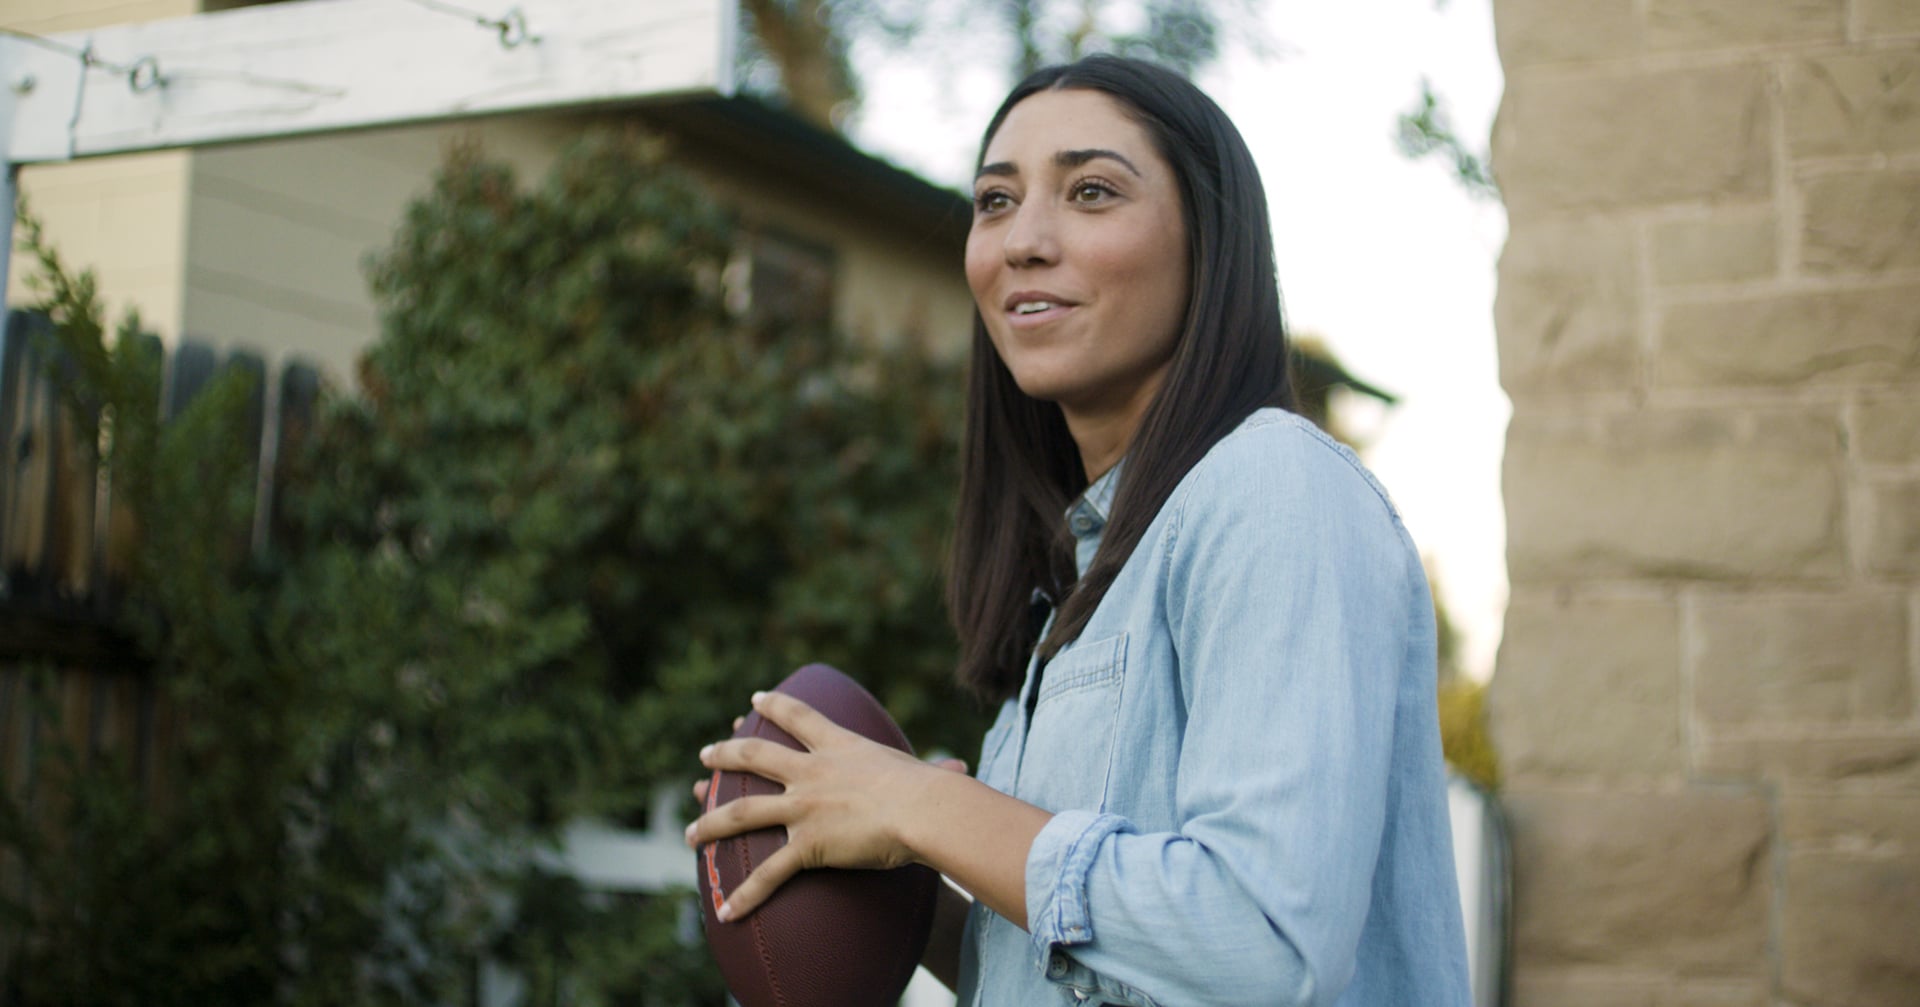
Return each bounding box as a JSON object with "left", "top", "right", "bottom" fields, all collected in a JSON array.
[{"left": 636, "top": 95, "right": 973, "bottom": 257}]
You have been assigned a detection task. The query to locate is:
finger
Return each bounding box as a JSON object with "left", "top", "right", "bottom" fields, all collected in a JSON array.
[
  {"left": 701, "top": 737, "right": 808, "bottom": 782},
  {"left": 750, "top": 690, "right": 847, "bottom": 751},
  {"left": 732, "top": 715, "right": 745, "bottom": 733},
  {"left": 687, "top": 793, "right": 795, "bottom": 847},
  {"left": 931, "top": 756, "right": 968, "bottom": 775},
  {"left": 691, "top": 777, "right": 710, "bottom": 802},
  {"left": 718, "top": 842, "right": 807, "bottom": 922}
]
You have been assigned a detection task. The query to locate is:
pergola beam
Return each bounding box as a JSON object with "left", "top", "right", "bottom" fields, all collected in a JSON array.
[{"left": 0, "top": 0, "right": 734, "bottom": 165}]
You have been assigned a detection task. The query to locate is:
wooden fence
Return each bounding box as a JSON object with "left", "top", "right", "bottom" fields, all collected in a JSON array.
[{"left": 0, "top": 308, "right": 319, "bottom": 993}]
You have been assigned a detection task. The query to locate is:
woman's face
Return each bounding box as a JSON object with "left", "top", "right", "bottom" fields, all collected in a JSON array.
[{"left": 966, "top": 88, "right": 1190, "bottom": 426}]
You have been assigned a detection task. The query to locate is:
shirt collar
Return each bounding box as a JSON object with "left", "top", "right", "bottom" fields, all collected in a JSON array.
[{"left": 1065, "top": 459, "right": 1123, "bottom": 542}]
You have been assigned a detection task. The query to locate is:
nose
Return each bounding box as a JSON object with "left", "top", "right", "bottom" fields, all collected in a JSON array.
[{"left": 1001, "top": 200, "right": 1059, "bottom": 268}]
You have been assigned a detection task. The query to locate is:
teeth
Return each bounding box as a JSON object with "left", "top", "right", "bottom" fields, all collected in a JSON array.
[{"left": 1015, "top": 301, "right": 1055, "bottom": 315}]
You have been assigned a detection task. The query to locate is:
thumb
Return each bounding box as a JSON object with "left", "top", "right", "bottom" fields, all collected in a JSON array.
[{"left": 929, "top": 756, "right": 968, "bottom": 775}]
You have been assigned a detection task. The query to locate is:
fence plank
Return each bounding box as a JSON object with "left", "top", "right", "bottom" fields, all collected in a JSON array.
[
  {"left": 45, "top": 350, "right": 97, "bottom": 603},
  {"left": 0, "top": 666, "right": 24, "bottom": 806},
  {"left": 264, "top": 362, "right": 320, "bottom": 553},
  {"left": 226, "top": 350, "right": 267, "bottom": 561},
  {"left": 0, "top": 665, "right": 24, "bottom": 994},
  {"left": 162, "top": 340, "right": 216, "bottom": 422},
  {"left": 1, "top": 315, "right": 56, "bottom": 588},
  {"left": 0, "top": 313, "right": 26, "bottom": 579},
  {"left": 95, "top": 333, "right": 163, "bottom": 600},
  {"left": 133, "top": 672, "right": 157, "bottom": 798}
]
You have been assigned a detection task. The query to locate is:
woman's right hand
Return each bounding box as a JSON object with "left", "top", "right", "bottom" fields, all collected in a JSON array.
[
  {"left": 686, "top": 690, "right": 955, "bottom": 920},
  {"left": 684, "top": 695, "right": 1044, "bottom": 940}
]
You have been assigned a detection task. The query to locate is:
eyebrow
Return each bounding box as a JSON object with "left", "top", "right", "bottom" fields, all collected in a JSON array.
[{"left": 974, "top": 148, "right": 1144, "bottom": 182}]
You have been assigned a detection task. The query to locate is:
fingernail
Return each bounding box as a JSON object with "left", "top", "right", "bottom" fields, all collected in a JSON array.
[
  {"left": 683, "top": 822, "right": 696, "bottom": 844},
  {"left": 717, "top": 901, "right": 734, "bottom": 922},
  {"left": 699, "top": 744, "right": 713, "bottom": 761},
  {"left": 750, "top": 691, "right": 767, "bottom": 705}
]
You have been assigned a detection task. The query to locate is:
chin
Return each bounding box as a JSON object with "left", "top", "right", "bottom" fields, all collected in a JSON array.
[
  {"left": 996, "top": 350, "right": 1077, "bottom": 401},
  {"left": 1005, "top": 370, "right": 1079, "bottom": 406}
]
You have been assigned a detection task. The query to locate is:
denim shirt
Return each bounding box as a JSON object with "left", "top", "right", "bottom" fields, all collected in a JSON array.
[{"left": 955, "top": 409, "right": 1470, "bottom": 1007}]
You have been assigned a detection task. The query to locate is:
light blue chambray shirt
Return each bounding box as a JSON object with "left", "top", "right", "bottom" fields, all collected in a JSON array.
[{"left": 955, "top": 409, "right": 1470, "bottom": 1007}]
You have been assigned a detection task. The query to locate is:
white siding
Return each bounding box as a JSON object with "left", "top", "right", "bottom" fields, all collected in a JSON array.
[{"left": 181, "top": 115, "right": 575, "bottom": 375}]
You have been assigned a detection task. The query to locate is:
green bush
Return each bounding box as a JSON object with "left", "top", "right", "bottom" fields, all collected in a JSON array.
[{"left": 3, "top": 128, "right": 982, "bottom": 1004}]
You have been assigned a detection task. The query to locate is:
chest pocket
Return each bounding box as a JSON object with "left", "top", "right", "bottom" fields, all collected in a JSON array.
[{"left": 1017, "top": 633, "right": 1128, "bottom": 814}]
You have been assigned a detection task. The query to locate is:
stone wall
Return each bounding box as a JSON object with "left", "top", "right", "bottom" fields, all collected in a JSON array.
[{"left": 1488, "top": 1, "right": 1920, "bottom": 1004}]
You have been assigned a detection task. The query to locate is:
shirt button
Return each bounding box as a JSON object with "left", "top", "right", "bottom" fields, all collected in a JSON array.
[
  {"left": 1070, "top": 514, "right": 1094, "bottom": 535},
  {"left": 1047, "top": 952, "right": 1069, "bottom": 979}
]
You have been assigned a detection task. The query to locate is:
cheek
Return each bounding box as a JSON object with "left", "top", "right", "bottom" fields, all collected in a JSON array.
[
  {"left": 1152, "top": 257, "right": 1191, "bottom": 333},
  {"left": 963, "top": 235, "right": 997, "bottom": 307},
  {"left": 1104, "top": 236, "right": 1188, "bottom": 331}
]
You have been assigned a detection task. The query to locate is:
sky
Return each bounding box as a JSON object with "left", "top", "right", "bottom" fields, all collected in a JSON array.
[{"left": 846, "top": 0, "right": 1512, "bottom": 679}]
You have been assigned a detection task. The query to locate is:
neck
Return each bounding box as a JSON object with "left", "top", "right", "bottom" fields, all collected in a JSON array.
[
  {"left": 1062, "top": 370, "right": 1166, "bottom": 482},
  {"left": 1066, "top": 413, "right": 1130, "bottom": 483}
]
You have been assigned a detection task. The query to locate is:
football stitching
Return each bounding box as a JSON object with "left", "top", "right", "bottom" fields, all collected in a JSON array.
[{"left": 740, "top": 724, "right": 789, "bottom": 1006}]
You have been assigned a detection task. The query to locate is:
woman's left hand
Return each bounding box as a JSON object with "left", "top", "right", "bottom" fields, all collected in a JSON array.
[{"left": 684, "top": 689, "right": 937, "bottom": 921}]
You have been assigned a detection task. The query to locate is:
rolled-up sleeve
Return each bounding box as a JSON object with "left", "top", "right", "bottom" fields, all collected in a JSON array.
[{"left": 1019, "top": 424, "right": 1417, "bottom": 1006}]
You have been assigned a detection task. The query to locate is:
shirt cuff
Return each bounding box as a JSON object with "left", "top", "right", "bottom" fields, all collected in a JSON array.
[{"left": 1025, "top": 809, "right": 1130, "bottom": 961}]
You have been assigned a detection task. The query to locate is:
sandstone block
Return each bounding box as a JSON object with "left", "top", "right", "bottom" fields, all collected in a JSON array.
[
  {"left": 1851, "top": 393, "right": 1920, "bottom": 464},
  {"left": 1857, "top": 0, "right": 1920, "bottom": 39},
  {"left": 1511, "top": 973, "right": 1767, "bottom": 1007},
  {"left": 1493, "top": 0, "right": 1640, "bottom": 67},
  {"left": 1691, "top": 592, "right": 1911, "bottom": 727},
  {"left": 1649, "top": 0, "right": 1844, "bottom": 50},
  {"left": 1656, "top": 284, "right": 1920, "bottom": 387},
  {"left": 1504, "top": 788, "right": 1770, "bottom": 972},
  {"left": 1781, "top": 853, "right": 1920, "bottom": 1006},
  {"left": 1697, "top": 731, "right": 1920, "bottom": 788},
  {"left": 1860, "top": 475, "right": 1920, "bottom": 578},
  {"left": 1492, "top": 593, "right": 1683, "bottom": 780},
  {"left": 1784, "top": 51, "right": 1920, "bottom": 159},
  {"left": 1782, "top": 794, "right": 1920, "bottom": 854},
  {"left": 1802, "top": 171, "right": 1920, "bottom": 275},
  {"left": 1497, "top": 217, "right": 1640, "bottom": 394},
  {"left": 1649, "top": 208, "right": 1778, "bottom": 286},
  {"left": 1497, "top": 66, "right": 1771, "bottom": 214},
  {"left": 1506, "top": 407, "right": 1845, "bottom": 582}
]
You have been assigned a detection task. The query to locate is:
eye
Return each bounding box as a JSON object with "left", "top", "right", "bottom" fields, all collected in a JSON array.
[
  {"left": 1069, "top": 180, "right": 1117, "bottom": 205},
  {"left": 974, "top": 189, "right": 1013, "bottom": 214}
]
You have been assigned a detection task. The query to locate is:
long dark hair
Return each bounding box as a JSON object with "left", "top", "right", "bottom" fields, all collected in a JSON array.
[{"left": 947, "top": 55, "right": 1296, "bottom": 702}]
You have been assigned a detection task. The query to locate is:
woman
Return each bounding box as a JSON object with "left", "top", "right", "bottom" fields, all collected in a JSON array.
[{"left": 687, "top": 55, "right": 1470, "bottom": 1006}]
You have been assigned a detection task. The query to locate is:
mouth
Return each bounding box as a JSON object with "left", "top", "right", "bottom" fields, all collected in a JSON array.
[{"left": 1002, "top": 291, "right": 1079, "bottom": 325}]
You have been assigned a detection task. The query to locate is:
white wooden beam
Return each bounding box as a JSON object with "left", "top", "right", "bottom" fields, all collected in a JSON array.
[{"left": 1, "top": 0, "right": 735, "bottom": 165}]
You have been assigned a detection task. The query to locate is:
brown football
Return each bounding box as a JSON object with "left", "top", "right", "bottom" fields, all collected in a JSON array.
[{"left": 696, "top": 663, "right": 939, "bottom": 1007}]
